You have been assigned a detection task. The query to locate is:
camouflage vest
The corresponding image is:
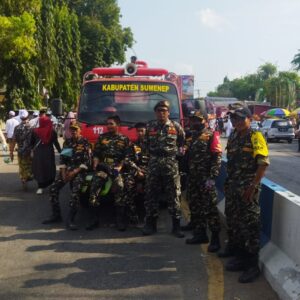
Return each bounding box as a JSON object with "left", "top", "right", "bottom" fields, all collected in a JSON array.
[{"left": 147, "top": 119, "right": 184, "bottom": 157}]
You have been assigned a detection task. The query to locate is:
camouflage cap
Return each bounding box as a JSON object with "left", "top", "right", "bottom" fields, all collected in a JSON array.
[
  {"left": 188, "top": 110, "right": 206, "bottom": 120},
  {"left": 154, "top": 100, "right": 170, "bottom": 111},
  {"left": 69, "top": 122, "right": 81, "bottom": 130},
  {"left": 134, "top": 122, "right": 147, "bottom": 129},
  {"left": 229, "top": 107, "right": 252, "bottom": 119},
  {"left": 228, "top": 102, "right": 244, "bottom": 110}
]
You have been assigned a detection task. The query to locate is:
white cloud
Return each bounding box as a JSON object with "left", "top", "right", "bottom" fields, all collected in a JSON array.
[{"left": 196, "top": 8, "right": 228, "bottom": 31}]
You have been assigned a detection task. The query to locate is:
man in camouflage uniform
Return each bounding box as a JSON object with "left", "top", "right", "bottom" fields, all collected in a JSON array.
[
  {"left": 87, "top": 115, "right": 130, "bottom": 231},
  {"left": 123, "top": 122, "right": 149, "bottom": 224},
  {"left": 142, "top": 100, "right": 185, "bottom": 238},
  {"left": 42, "top": 123, "right": 91, "bottom": 230},
  {"left": 11, "top": 109, "right": 33, "bottom": 190},
  {"left": 222, "top": 106, "right": 269, "bottom": 283},
  {"left": 184, "top": 112, "right": 222, "bottom": 252},
  {"left": 218, "top": 103, "right": 244, "bottom": 257}
]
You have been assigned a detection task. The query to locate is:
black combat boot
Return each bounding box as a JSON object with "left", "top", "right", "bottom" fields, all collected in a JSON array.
[
  {"left": 238, "top": 254, "right": 260, "bottom": 283},
  {"left": 180, "top": 221, "right": 194, "bottom": 231},
  {"left": 66, "top": 209, "right": 78, "bottom": 231},
  {"left": 225, "top": 249, "right": 247, "bottom": 272},
  {"left": 142, "top": 217, "right": 157, "bottom": 236},
  {"left": 218, "top": 242, "right": 235, "bottom": 258},
  {"left": 42, "top": 207, "right": 62, "bottom": 224},
  {"left": 185, "top": 228, "right": 209, "bottom": 244},
  {"left": 207, "top": 231, "right": 221, "bottom": 252},
  {"left": 86, "top": 207, "right": 100, "bottom": 231},
  {"left": 172, "top": 218, "right": 185, "bottom": 238},
  {"left": 116, "top": 206, "right": 127, "bottom": 232}
]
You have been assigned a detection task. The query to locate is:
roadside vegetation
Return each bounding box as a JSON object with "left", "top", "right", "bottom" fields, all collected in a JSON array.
[
  {"left": 0, "top": 0, "right": 134, "bottom": 114},
  {"left": 208, "top": 58, "right": 300, "bottom": 109}
]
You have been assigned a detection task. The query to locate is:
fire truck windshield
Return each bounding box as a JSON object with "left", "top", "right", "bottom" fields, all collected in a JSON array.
[{"left": 78, "top": 81, "right": 180, "bottom": 125}]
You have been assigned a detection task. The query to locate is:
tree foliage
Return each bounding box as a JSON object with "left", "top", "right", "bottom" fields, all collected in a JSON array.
[
  {"left": 0, "top": 0, "right": 40, "bottom": 16},
  {"left": 67, "top": 0, "right": 134, "bottom": 72},
  {"left": 0, "top": 13, "right": 36, "bottom": 64},
  {"left": 258, "top": 63, "right": 277, "bottom": 80},
  {"left": 0, "top": 0, "right": 134, "bottom": 113},
  {"left": 0, "top": 12, "right": 38, "bottom": 110},
  {"left": 37, "top": 0, "right": 59, "bottom": 95},
  {"left": 51, "top": 4, "right": 81, "bottom": 109},
  {"left": 208, "top": 62, "right": 300, "bottom": 109},
  {"left": 291, "top": 49, "right": 300, "bottom": 71}
]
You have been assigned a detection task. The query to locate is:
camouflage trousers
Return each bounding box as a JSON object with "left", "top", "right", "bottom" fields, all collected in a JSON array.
[
  {"left": 49, "top": 173, "right": 85, "bottom": 216},
  {"left": 224, "top": 179, "right": 261, "bottom": 255},
  {"left": 145, "top": 156, "right": 181, "bottom": 219},
  {"left": 123, "top": 173, "right": 146, "bottom": 222},
  {"left": 17, "top": 154, "right": 33, "bottom": 182},
  {"left": 187, "top": 175, "right": 221, "bottom": 233},
  {"left": 89, "top": 173, "right": 124, "bottom": 208}
]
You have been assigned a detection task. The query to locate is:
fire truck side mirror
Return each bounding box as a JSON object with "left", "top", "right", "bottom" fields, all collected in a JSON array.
[{"left": 124, "top": 63, "right": 137, "bottom": 76}]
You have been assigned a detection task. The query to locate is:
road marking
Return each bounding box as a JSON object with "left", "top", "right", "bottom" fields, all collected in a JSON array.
[
  {"left": 201, "top": 244, "right": 224, "bottom": 300},
  {"left": 180, "top": 194, "right": 224, "bottom": 298}
]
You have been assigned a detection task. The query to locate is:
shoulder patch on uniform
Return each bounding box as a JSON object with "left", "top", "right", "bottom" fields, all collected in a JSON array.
[
  {"left": 101, "top": 139, "right": 110, "bottom": 145},
  {"left": 251, "top": 131, "right": 268, "bottom": 158}
]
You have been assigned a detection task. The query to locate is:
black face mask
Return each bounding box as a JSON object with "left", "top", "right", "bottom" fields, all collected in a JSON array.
[{"left": 192, "top": 123, "right": 205, "bottom": 131}]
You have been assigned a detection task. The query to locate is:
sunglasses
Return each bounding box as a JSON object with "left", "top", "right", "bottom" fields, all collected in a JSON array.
[
  {"left": 156, "top": 108, "right": 169, "bottom": 112},
  {"left": 107, "top": 122, "right": 116, "bottom": 125}
]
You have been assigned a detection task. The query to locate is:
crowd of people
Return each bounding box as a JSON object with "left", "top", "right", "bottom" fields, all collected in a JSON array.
[{"left": 1, "top": 100, "right": 270, "bottom": 284}]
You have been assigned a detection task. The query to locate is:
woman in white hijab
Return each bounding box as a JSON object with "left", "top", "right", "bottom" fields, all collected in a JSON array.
[{"left": 63, "top": 111, "right": 76, "bottom": 140}]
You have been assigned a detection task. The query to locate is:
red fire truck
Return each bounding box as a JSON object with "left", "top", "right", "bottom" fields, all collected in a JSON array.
[{"left": 77, "top": 57, "right": 184, "bottom": 143}]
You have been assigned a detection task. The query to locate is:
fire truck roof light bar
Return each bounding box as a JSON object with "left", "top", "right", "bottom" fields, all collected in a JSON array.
[{"left": 91, "top": 67, "right": 169, "bottom": 77}]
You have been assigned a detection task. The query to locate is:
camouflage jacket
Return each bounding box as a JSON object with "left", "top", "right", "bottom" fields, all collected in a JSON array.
[
  {"left": 13, "top": 121, "right": 32, "bottom": 157},
  {"left": 186, "top": 128, "right": 222, "bottom": 179},
  {"left": 146, "top": 119, "right": 185, "bottom": 157},
  {"left": 226, "top": 128, "right": 269, "bottom": 183},
  {"left": 93, "top": 132, "right": 129, "bottom": 165},
  {"left": 124, "top": 138, "right": 150, "bottom": 174},
  {"left": 60, "top": 136, "right": 91, "bottom": 171}
]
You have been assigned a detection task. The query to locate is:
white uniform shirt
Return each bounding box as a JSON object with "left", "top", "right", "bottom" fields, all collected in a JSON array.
[{"left": 5, "top": 118, "right": 20, "bottom": 138}]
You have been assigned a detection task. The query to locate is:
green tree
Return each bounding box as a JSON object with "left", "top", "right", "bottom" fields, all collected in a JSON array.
[
  {"left": 67, "top": 0, "right": 134, "bottom": 72},
  {"left": 69, "top": 11, "right": 82, "bottom": 106},
  {"left": 0, "top": 0, "right": 40, "bottom": 16},
  {"left": 0, "top": 0, "right": 134, "bottom": 113},
  {"left": 36, "top": 0, "right": 59, "bottom": 98},
  {"left": 264, "top": 71, "right": 299, "bottom": 108},
  {"left": 0, "top": 12, "right": 39, "bottom": 110},
  {"left": 258, "top": 62, "right": 277, "bottom": 80},
  {"left": 291, "top": 50, "right": 300, "bottom": 71},
  {"left": 51, "top": 4, "right": 81, "bottom": 109}
]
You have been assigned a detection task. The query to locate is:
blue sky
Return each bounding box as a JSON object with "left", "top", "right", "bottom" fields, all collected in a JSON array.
[{"left": 118, "top": 0, "right": 300, "bottom": 96}]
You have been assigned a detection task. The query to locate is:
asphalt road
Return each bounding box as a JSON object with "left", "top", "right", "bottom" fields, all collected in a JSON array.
[
  {"left": 0, "top": 155, "right": 278, "bottom": 300},
  {"left": 265, "top": 140, "right": 300, "bottom": 195}
]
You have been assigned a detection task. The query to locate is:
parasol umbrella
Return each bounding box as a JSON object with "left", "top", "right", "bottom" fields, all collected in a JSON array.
[{"left": 263, "top": 108, "right": 290, "bottom": 118}]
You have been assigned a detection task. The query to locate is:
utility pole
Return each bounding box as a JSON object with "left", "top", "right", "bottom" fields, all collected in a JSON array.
[{"left": 195, "top": 89, "right": 201, "bottom": 98}]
